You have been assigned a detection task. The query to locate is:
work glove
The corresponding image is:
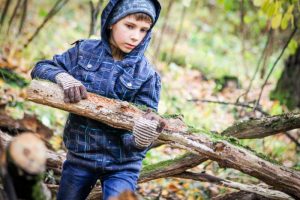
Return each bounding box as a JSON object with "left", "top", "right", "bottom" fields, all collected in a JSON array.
[
  {"left": 55, "top": 73, "right": 87, "bottom": 103},
  {"left": 133, "top": 109, "right": 166, "bottom": 149}
]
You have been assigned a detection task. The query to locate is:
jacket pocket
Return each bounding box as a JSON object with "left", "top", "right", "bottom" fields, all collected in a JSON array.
[
  {"left": 71, "top": 52, "right": 103, "bottom": 92},
  {"left": 115, "top": 72, "right": 144, "bottom": 101},
  {"left": 76, "top": 51, "right": 102, "bottom": 72}
]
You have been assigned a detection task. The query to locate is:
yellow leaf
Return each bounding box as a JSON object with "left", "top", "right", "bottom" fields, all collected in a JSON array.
[
  {"left": 266, "top": 2, "right": 276, "bottom": 17},
  {"left": 253, "top": 0, "right": 265, "bottom": 7},
  {"left": 287, "top": 5, "right": 294, "bottom": 14},
  {"left": 261, "top": 0, "right": 270, "bottom": 12},
  {"left": 281, "top": 12, "right": 291, "bottom": 30},
  {"left": 274, "top": 1, "right": 282, "bottom": 13},
  {"left": 290, "top": 15, "right": 295, "bottom": 28},
  {"left": 271, "top": 13, "right": 282, "bottom": 29}
]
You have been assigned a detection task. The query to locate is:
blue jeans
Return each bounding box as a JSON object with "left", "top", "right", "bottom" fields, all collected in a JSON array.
[{"left": 56, "top": 159, "right": 139, "bottom": 200}]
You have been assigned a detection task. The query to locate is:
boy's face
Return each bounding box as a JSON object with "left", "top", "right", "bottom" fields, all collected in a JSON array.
[{"left": 110, "top": 15, "right": 151, "bottom": 53}]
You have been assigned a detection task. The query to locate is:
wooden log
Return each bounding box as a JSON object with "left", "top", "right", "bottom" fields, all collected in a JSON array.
[
  {"left": 139, "top": 152, "right": 207, "bottom": 183},
  {"left": 0, "top": 111, "right": 53, "bottom": 139},
  {"left": 174, "top": 172, "right": 293, "bottom": 200},
  {"left": 221, "top": 113, "right": 300, "bottom": 138},
  {"left": 26, "top": 80, "right": 300, "bottom": 198},
  {"left": 0, "top": 132, "right": 51, "bottom": 200},
  {"left": 213, "top": 191, "right": 271, "bottom": 200}
]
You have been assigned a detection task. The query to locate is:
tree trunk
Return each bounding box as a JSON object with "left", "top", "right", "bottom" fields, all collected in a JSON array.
[{"left": 271, "top": 47, "right": 300, "bottom": 109}]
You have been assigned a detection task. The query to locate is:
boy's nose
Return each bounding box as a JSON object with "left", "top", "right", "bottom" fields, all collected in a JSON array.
[{"left": 130, "top": 31, "right": 140, "bottom": 42}]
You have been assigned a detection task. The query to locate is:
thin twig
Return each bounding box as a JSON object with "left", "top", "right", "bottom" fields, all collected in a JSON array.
[
  {"left": 18, "top": 0, "right": 27, "bottom": 35},
  {"left": 189, "top": 99, "right": 269, "bottom": 115},
  {"left": 89, "top": 0, "right": 103, "bottom": 37},
  {"left": 7, "top": 0, "right": 22, "bottom": 35},
  {"left": 168, "top": 6, "right": 187, "bottom": 65},
  {"left": 284, "top": 132, "right": 300, "bottom": 150},
  {"left": 253, "top": 27, "right": 298, "bottom": 111},
  {"left": 0, "top": 0, "right": 11, "bottom": 31},
  {"left": 23, "top": 0, "right": 69, "bottom": 48},
  {"left": 236, "top": 29, "right": 273, "bottom": 103},
  {"left": 153, "top": 0, "right": 174, "bottom": 64}
]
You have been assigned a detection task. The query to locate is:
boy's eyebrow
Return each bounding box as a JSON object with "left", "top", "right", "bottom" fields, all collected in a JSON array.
[{"left": 125, "top": 21, "right": 151, "bottom": 30}]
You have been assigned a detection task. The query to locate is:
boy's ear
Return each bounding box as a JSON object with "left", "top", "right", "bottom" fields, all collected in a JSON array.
[{"left": 108, "top": 25, "right": 112, "bottom": 30}]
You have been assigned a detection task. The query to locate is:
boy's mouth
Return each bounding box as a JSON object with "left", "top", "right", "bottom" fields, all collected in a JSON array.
[{"left": 125, "top": 43, "right": 136, "bottom": 49}]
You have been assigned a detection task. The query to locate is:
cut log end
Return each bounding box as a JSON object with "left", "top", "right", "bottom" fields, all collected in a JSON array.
[{"left": 9, "top": 133, "right": 47, "bottom": 174}]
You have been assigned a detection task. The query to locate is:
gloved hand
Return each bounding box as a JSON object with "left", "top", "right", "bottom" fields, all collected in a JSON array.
[
  {"left": 133, "top": 109, "right": 166, "bottom": 149},
  {"left": 55, "top": 73, "right": 87, "bottom": 103}
]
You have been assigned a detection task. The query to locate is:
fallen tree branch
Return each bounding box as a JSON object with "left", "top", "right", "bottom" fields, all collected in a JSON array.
[
  {"left": 174, "top": 172, "right": 294, "bottom": 200},
  {"left": 139, "top": 153, "right": 207, "bottom": 183},
  {"left": 26, "top": 80, "right": 300, "bottom": 198},
  {"left": 221, "top": 113, "right": 300, "bottom": 139},
  {"left": 213, "top": 191, "right": 271, "bottom": 200}
]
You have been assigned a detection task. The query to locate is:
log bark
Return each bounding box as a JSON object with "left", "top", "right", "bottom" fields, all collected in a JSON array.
[
  {"left": 0, "top": 132, "right": 51, "bottom": 200},
  {"left": 221, "top": 113, "right": 300, "bottom": 138},
  {"left": 0, "top": 110, "right": 53, "bottom": 139},
  {"left": 139, "top": 152, "right": 207, "bottom": 183},
  {"left": 26, "top": 80, "right": 300, "bottom": 198},
  {"left": 174, "top": 172, "right": 293, "bottom": 200},
  {"left": 213, "top": 191, "right": 271, "bottom": 200}
]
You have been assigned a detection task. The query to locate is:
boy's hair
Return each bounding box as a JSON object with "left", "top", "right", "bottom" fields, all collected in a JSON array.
[{"left": 129, "top": 13, "right": 152, "bottom": 24}]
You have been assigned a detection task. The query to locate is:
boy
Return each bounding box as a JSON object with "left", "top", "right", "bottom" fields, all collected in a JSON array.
[{"left": 31, "top": 0, "right": 164, "bottom": 199}]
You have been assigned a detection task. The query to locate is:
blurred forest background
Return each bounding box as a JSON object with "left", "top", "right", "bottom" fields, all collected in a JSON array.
[{"left": 0, "top": 0, "right": 299, "bottom": 199}]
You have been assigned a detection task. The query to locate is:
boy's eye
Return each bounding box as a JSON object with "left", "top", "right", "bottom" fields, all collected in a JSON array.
[
  {"left": 126, "top": 24, "right": 134, "bottom": 29},
  {"left": 141, "top": 29, "right": 148, "bottom": 33}
]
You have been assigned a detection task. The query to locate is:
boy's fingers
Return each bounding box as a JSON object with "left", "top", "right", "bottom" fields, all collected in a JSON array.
[
  {"left": 73, "top": 87, "right": 81, "bottom": 103},
  {"left": 156, "top": 120, "right": 166, "bottom": 133},
  {"left": 68, "top": 87, "right": 75, "bottom": 103},
  {"left": 63, "top": 90, "right": 70, "bottom": 103},
  {"left": 79, "top": 85, "right": 87, "bottom": 99},
  {"left": 144, "top": 112, "right": 158, "bottom": 121}
]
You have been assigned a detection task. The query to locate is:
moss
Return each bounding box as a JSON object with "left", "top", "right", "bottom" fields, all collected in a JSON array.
[
  {"left": 162, "top": 113, "right": 184, "bottom": 119},
  {"left": 141, "top": 154, "right": 188, "bottom": 176},
  {"left": 32, "top": 183, "right": 46, "bottom": 200},
  {"left": 293, "top": 165, "right": 300, "bottom": 171},
  {"left": 129, "top": 102, "right": 151, "bottom": 112},
  {"left": 0, "top": 68, "right": 29, "bottom": 88},
  {"left": 188, "top": 125, "right": 281, "bottom": 165}
]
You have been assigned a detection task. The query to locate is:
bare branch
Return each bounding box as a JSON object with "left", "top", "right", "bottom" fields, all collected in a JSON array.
[
  {"left": 174, "top": 172, "right": 294, "bottom": 200},
  {"left": 254, "top": 27, "right": 298, "bottom": 111},
  {"left": 23, "top": 0, "right": 69, "bottom": 48}
]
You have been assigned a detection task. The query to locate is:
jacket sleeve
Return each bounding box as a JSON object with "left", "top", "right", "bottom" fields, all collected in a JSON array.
[
  {"left": 31, "top": 42, "right": 80, "bottom": 82},
  {"left": 133, "top": 72, "right": 161, "bottom": 111}
]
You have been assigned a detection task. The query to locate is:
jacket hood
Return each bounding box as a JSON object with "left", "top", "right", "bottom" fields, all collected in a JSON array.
[{"left": 100, "top": 0, "right": 161, "bottom": 61}]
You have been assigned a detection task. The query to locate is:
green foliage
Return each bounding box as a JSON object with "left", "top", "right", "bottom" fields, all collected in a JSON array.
[
  {"left": 288, "top": 39, "right": 299, "bottom": 55},
  {"left": 213, "top": 75, "right": 240, "bottom": 93},
  {"left": 253, "top": 0, "right": 299, "bottom": 30},
  {"left": 270, "top": 87, "right": 297, "bottom": 110},
  {"left": 0, "top": 68, "right": 29, "bottom": 88}
]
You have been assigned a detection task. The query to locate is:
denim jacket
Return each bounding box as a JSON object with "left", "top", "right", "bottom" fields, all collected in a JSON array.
[{"left": 31, "top": 0, "right": 161, "bottom": 172}]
